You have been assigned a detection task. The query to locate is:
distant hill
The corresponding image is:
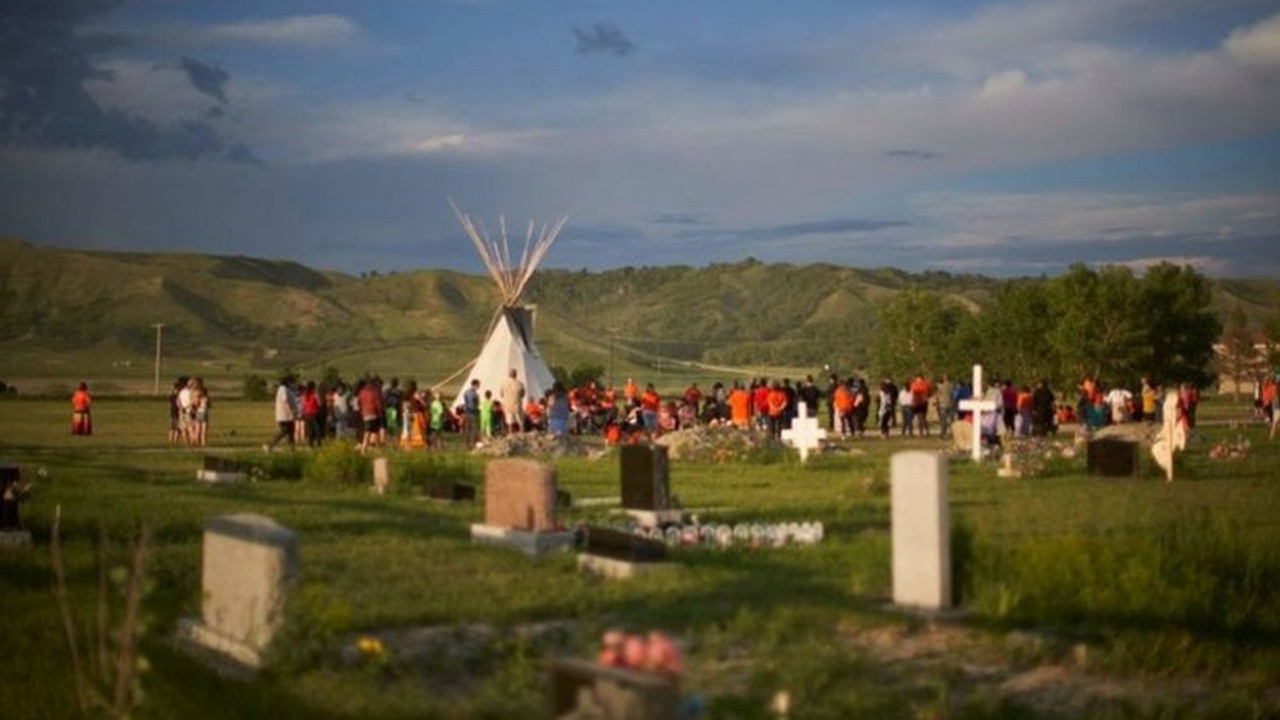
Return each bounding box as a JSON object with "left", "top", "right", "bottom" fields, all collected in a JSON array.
[{"left": 0, "top": 238, "right": 1275, "bottom": 392}]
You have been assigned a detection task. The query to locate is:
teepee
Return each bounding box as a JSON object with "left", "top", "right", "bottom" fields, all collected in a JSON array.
[{"left": 448, "top": 201, "right": 567, "bottom": 406}]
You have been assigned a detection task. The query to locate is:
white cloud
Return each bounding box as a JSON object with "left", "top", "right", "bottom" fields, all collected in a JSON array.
[
  {"left": 1226, "top": 13, "right": 1280, "bottom": 66},
  {"left": 182, "top": 15, "right": 360, "bottom": 49}
]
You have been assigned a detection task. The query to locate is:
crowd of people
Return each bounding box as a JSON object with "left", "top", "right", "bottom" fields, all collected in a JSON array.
[{"left": 168, "top": 376, "right": 212, "bottom": 446}]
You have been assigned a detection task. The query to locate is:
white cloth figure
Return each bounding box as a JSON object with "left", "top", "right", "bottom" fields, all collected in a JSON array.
[
  {"left": 1106, "top": 388, "right": 1133, "bottom": 424},
  {"left": 1151, "top": 390, "right": 1186, "bottom": 482}
]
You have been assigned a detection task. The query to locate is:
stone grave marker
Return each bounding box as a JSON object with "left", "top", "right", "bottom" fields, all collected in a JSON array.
[
  {"left": 780, "top": 402, "right": 827, "bottom": 462},
  {"left": 372, "top": 457, "right": 391, "bottom": 495},
  {"left": 577, "top": 525, "right": 672, "bottom": 579},
  {"left": 890, "top": 451, "right": 952, "bottom": 612},
  {"left": 424, "top": 479, "right": 477, "bottom": 503},
  {"left": 470, "top": 458, "right": 575, "bottom": 557},
  {"left": 177, "top": 513, "right": 298, "bottom": 673},
  {"left": 0, "top": 464, "right": 31, "bottom": 547},
  {"left": 1087, "top": 437, "right": 1139, "bottom": 478},
  {"left": 957, "top": 364, "right": 998, "bottom": 462},
  {"left": 196, "top": 456, "right": 246, "bottom": 484},
  {"left": 619, "top": 445, "right": 682, "bottom": 526},
  {"left": 549, "top": 657, "right": 680, "bottom": 720}
]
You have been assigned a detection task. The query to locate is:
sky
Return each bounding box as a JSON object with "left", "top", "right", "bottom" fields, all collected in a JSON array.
[{"left": 1, "top": 0, "right": 1279, "bottom": 278}]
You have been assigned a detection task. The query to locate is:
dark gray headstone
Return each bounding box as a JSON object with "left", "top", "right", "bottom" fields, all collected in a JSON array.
[
  {"left": 203, "top": 456, "right": 243, "bottom": 474},
  {"left": 580, "top": 526, "right": 667, "bottom": 563},
  {"left": 620, "top": 445, "right": 671, "bottom": 511},
  {"left": 0, "top": 465, "right": 21, "bottom": 530},
  {"left": 1087, "top": 438, "right": 1139, "bottom": 478},
  {"left": 425, "top": 481, "right": 477, "bottom": 502}
]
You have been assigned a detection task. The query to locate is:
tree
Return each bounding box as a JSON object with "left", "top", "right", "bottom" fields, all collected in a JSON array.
[
  {"left": 972, "top": 280, "right": 1060, "bottom": 385},
  {"left": 1218, "top": 303, "right": 1256, "bottom": 401},
  {"left": 1046, "top": 265, "right": 1146, "bottom": 386},
  {"left": 1136, "top": 263, "right": 1222, "bottom": 388},
  {"left": 871, "top": 288, "right": 971, "bottom": 381}
]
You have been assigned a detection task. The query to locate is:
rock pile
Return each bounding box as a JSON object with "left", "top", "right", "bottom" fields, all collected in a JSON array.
[{"left": 653, "top": 425, "right": 786, "bottom": 462}]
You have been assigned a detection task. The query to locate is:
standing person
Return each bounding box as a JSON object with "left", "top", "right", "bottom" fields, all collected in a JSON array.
[
  {"left": 479, "top": 390, "right": 495, "bottom": 439},
  {"left": 910, "top": 374, "right": 932, "bottom": 437},
  {"left": 177, "top": 378, "right": 195, "bottom": 444},
  {"left": 383, "top": 378, "right": 403, "bottom": 444},
  {"left": 935, "top": 375, "right": 955, "bottom": 438},
  {"left": 168, "top": 377, "right": 187, "bottom": 445},
  {"left": 358, "top": 378, "right": 384, "bottom": 453},
  {"left": 853, "top": 378, "right": 871, "bottom": 437},
  {"left": 798, "top": 375, "right": 821, "bottom": 418},
  {"left": 877, "top": 379, "right": 894, "bottom": 438},
  {"left": 1031, "top": 378, "right": 1056, "bottom": 436},
  {"left": 428, "top": 390, "right": 447, "bottom": 447},
  {"left": 1001, "top": 379, "right": 1018, "bottom": 435},
  {"left": 1140, "top": 376, "right": 1158, "bottom": 423},
  {"left": 71, "top": 382, "right": 92, "bottom": 436},
  {"left": 833, "top": 380, "right": 854, "bottom": 437},
  {"left": 191, "top": 377, "right": 210, "bottom": 447},
  {"left": 461, "top": 379, "right": 481, "bottom": 447},
  {"left": 266, "top": 375, "right": 298, "bottom": 451},
  {"left": 727, "top": 381, "right": 751, "bottom": 428},
  {"left": 766, "top": 381, "right": 788, "bottom": 438},
  {"left": 547, "top": 382, "right": 571, "bottom": 437},
  {"left": 300, "top": 381, "right": 324, "bottom": 447},
  {"left": 825, "top": 372, "right": 840, "bottom": 431},
  {"left": 899, "top": 384, "right": 916, "bottom": 437},
  {"left": 500, "top": 369, "right": 525, "bottom": 435},
  {"left": 640, "top": 383, "right": 661, "bottom": 433}
]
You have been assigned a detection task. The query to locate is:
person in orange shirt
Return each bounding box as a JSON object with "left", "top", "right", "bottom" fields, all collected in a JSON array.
[
  {"left": 833, "top": 381, "right": 854, "bottom": 436},
  {"left": 71, "top": 382, "right": 92, "bottom": 436},
  {"left": 624, "top": 378, "right": 639, "bottom": 406},
  {"left": 727, "top": 381, "right": 752, "bottom": 428},
  {"left": 766, "top": 381, "right": 788, "bottom": 438},
  {"left": 909, "top": 374, "right": 932, "bottom": 436},
  {"left": 1016, "top": 385, "right": 1033, "bottom": 436},
  {"left": 639, "top": 383, "right": 661, "bottom": 433}
]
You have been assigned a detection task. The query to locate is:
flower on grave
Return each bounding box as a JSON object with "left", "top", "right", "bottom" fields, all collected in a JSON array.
[
  {"left": 597, "top": 629, "right": 684, "bottom": 679},
  {"left": 356, "top": 635, "right": 386, "bottom": 662}
]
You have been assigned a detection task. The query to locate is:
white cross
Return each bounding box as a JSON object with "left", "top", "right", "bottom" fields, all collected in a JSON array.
[
  {"left": 781, "top": 402, "right": 827, "bottom": 462},
  {"left": 957, "top": 364, "right": 997, "bottom": 462}
]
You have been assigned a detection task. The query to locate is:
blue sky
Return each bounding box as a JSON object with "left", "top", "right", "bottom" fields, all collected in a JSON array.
[{"left": 2, "top": 0, "right": 1278, "bottom": 277}]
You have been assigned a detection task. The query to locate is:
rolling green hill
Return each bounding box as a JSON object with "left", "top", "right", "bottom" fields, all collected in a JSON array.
[{"left": 0, "top": 238, "right": 1275, "bottom": 395}]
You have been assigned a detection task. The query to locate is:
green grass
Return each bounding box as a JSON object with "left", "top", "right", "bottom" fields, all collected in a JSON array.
[{"left": 1, "top": 397, "right": 1278, "bottom": 718}]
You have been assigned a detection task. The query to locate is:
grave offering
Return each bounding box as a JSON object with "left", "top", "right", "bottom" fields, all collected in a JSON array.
[
  {"left": 550, "top": 657, "right": 682, "bottom": 720},
  {"left": 891, "top": 451, "right": 952, "bottom": 612},
  {"left": 0, "top": 464, "right": 31, "bottom": 547},
  {"left": 372, "top": 457, "right": 391, "bottom": 495},
  {"left": 577, "top": 525, "right": 672, "bottom": 579},
  {"left": 177, "top": 513, "right": 298, "bottom": 673},
  {"left": 780, "top": 402, "right": 827, "bottom": 462},
  {"left": 620, "top": 444, "right": 682, "bottom": 526},
  {"left": 196, "top": 456, "right": 246, "bottom": 484},
  {"left": 470, "top": 458, "right": 575, "bottom": 557},
  {"left": 1087, "top": 437, "right": 1139, "bottom": 478},
  {"left": 957, "top": 364, "right": 998, "bottom": 462},
  {"left": 997, "top": 452, "right": 1022, "bottom": 478}
]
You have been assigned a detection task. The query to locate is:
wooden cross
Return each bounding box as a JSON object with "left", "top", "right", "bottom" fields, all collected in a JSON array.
[
  {"left": 957, "top": 364, "right": 997, "bottom": 462},
  {"left": 781, "top": 402, "right": 827, "bottom": 462}
]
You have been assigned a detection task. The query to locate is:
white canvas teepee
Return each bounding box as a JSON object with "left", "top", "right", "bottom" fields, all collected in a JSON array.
[{"left": 448, "top": 202, "right": 567, "bottom": 406}]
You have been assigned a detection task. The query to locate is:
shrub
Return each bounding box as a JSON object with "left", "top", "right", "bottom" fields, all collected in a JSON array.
[
  {"left": 242, "top": 374, "right": 270, "bottom": 401},
  {"left": 397, "top": 453, "right": 479, "bottom": 496},
  {"left": 303, "top": 443, "right": 370, "bottom": 486}
]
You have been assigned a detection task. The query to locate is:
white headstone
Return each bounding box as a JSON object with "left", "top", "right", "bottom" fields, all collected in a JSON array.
[
  {"left": 178, "top": 513, "right": 298, "bottom": 671},
  {"left": 891, "top": 451, "right": 952, "bottom": 611},
  {"left": 372, "top": 457, "right": 391, "bottom": 495},
  {"left": 781, "top": 402, "right": 827, "bottom": 462},
  {"left": 957, "top": 364, "right": 997, "bottom": 462}
]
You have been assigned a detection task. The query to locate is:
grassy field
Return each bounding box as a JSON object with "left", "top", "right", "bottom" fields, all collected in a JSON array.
[{"left": 1, "top": 396, "right": 1278, "bottom": 719}]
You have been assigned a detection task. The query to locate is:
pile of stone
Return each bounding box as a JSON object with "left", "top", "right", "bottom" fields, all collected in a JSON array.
[
  {"left": 604, "top": 520, "right": 825, "bottom": 549},
  {"left": 653, "top": 425, "right": 785, "bottom": 462},
  {"left": 471, "top": 433, "right": 599, "bottom": 458},
  {"left": 1092, "top": 423, "right": 1159, "bottom": 445},
  {"left": 1208, "top": 435, "right": 1251, "bottom": 460}
]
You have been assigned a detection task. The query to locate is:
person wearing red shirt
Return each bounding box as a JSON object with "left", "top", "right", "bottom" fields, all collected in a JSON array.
[
  {"left": 71, "top": 382, "right": 92, "bottom": 436},
  {"left": 727, "top": 382, "right": 752, "bottom": 428},
  {"left": 766, "top": 381, "right": 788, "bottom": 438},
  {"left": 640, "top": 383, "right": 661, "bottom": 433}
]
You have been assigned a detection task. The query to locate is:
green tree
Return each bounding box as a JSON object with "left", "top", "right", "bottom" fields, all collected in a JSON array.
[
  {"left": 1047, "top": 265, "right": 1146, "bottom": 386},
  {"left": 871, "top": 288, "right": 971, "bottom": 381},
  {"left": 973, "top": 280, "right": 1060, "bottom": 385},
  {"left": 1136, "top": 263, "right": 1222, "bottom": 388},
  {"left": 242, "top": 374, "right": 269, "bottom": 401},
  {"left": 1218, "top": 303, "right": 1256, "bottom": 401}
]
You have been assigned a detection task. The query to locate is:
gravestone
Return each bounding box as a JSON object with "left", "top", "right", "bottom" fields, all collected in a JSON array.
[
  {"left": 0, "top": 464, "right": 31, "bottom": 547},
  {"left": 1087, "top": 437, "right": 1139, "bottom": 478},
  {"left": 890, "top": 451, "right": 952, "bottom": 612},
  {"left": 177, "top": 513, "right": 298, "bottom": 673},
  {"left": 424, "top": 480, "right": 477, "bottom": 503},
  {"left": 620, "top": 445, "right": 682, "bottom": 526},
  {"left": 549, "top": 657, "right": 680, "bottom": 720},
  {"left": 780, "top": 402, "right": 827, "bottom": 462},
  {"left": 196, "top": 456, "right": 246, "bottom": 484},
  {"left": 957, "top": 364, "right": 998, "bottom": 462},
  {"left": 471, "top": 458, "right": 575, "bottom": 557},
  {"left": 577, "top": 525, "right": 672, "bottom": 579},
  {"left": 372, "top": 457, "right": 391, "bottom": 495}
]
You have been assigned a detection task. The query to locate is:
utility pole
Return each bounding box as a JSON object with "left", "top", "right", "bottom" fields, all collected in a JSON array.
[{"left": 152, "top": 323, "right": 164, "bottom": 396}]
